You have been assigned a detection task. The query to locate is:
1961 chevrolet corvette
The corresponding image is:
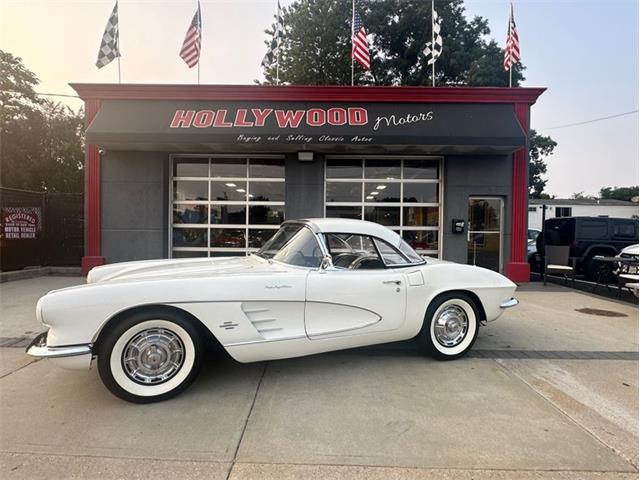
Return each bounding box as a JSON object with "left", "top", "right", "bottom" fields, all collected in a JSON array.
[{"left": 27, "top": 218, "right": 518, "bottom": 403}]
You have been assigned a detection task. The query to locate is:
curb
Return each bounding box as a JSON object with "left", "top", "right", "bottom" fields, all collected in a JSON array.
[{"left": 0, "top": 267, "right": 83, "bottom": 283}]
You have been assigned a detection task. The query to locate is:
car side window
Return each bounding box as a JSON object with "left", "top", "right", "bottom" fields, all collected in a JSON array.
[
  {"left": 373, "top": 238, "right": 410, "bottom": 266},
  {"left": 613, "top": 221, "right": 636, "bottom": 238},
  {"left": 325, "top": 233, "right": 385, "bottom": 269}
]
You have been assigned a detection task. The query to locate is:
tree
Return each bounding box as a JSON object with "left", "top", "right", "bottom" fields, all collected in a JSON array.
[
  {"left": 599, "top": 186, "right": 639, "bottom": 202},
  {"left": 528, "top": 129, "right": 557, "bottom": 199},
  {"left": 0, "top": 50, "right": 84, "bottom": 193},
  {"left": 262, "top": 0, "right": 525, "bottom": 86},
  {"left": 262, "top": 1, "right": 554, "bottom": 195},
  {"left": 571, "top": 191, "right": 596, "bottom": 200}
]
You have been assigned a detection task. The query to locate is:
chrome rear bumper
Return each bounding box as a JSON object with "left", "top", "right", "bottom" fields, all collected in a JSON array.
[
  {"left": 26, "top": 332, "right": 93, "bottom": 369},
  {"left": 499, "top": 298, "right": 519, "bottom": 309}
]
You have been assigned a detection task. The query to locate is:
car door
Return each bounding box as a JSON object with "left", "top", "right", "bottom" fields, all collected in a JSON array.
[{"left": 304, "top": 233, "right": 407, "bottom": 339}]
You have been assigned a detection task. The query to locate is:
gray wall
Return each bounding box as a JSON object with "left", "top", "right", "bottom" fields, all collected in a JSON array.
[
  {"left": 442, "top": 155, "right": 512, "bottom": 269},
  {"left": 284, "top": 154, "right": 325, "bottom": 220},
  {"left": 99, "top": 152, "right": 514, "bottom": 267},
  {"left": 101, "top": 151, "right": 169, "bottom": 263}
]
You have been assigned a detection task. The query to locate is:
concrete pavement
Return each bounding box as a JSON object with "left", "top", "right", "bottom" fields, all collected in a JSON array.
[{"left": 0, "top": 278, "right": 637, "bottom": 479}]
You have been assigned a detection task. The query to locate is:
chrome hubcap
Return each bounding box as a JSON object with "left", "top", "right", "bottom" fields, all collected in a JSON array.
[
  {"left": 122, "top": 328, "right": 185, "bottom": 384},
  {"left": 434, "top": 305, "right": 469, "bottom": 347}
]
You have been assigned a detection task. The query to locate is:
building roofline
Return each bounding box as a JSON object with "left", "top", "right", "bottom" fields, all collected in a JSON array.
[
  {"left": 530, "top": 198, "right": 638, "bottom": 206},
  {"left": 69, "top": 83, "right": 546, "bottom": 105}
]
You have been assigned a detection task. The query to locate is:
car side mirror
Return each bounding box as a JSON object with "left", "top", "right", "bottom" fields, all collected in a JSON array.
[{"left": 319, "top": 255, "right": 333, "bottom": 271}]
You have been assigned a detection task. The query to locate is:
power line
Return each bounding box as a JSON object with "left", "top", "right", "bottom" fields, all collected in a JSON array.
[
  {"left": 35, "top": 92, "right": 81, "bottom": 99},
  {"left": 3, "top": 90, "right": 81, "bottom": 99},
  {"left": 539, "top": 110, "right": 638, "bottom": 131}
]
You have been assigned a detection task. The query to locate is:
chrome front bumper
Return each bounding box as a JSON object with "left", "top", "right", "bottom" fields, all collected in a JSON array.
[
  {"left": 499, "top": 298, "right": 519, "bottom": 309},
  {"left": 26, "top": 332, "right": 93, "bottom": 369}
]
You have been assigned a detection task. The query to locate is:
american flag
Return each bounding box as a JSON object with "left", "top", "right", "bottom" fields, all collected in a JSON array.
[
  {"left": 180, "top": 2, "right": 202, "bottom": 68},
  {"left": 352, "top": 10, "right": 370, "bottom": 71},
  {"left": 503, "top": 3, "right": 520, "bottom": 71}
]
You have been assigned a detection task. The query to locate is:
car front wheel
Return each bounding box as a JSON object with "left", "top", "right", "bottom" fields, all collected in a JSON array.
[
  {"left": 416, "top": 292, "right": 479, "bottom": 360},
  {"left": 97, "top": 310, "right": 203, "bottom": 403}
]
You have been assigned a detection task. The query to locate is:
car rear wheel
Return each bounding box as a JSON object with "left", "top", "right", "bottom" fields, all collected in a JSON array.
[
  {"left": 97, "top": 310, "right": 203, "bottom": 403},
  {"left": 416, "top": 292, "right": 479, "bottom": 360}
]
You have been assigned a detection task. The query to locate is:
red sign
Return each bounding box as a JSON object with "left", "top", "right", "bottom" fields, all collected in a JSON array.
[
  {"left": 170, "top": 107, "right": 369, "bottom": 129},
  {"left": 1, "top": 207, "right": 41, "bottom": 239}
]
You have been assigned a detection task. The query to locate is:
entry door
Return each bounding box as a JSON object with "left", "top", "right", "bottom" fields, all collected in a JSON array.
[
  {"left": 467, "top": 197, "right": 503, "bottom": 272},
  {"left": 305, "top": 269, "right": 406, "bottom": 339}
]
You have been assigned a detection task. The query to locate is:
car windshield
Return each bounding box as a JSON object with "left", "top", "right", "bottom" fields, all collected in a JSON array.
[{"left": 256, "top": 224, "right": 324, "bottom": 268}]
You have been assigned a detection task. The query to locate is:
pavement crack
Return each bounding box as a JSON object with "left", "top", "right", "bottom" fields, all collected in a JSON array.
[
  {"left": 0, "top": 358, "right": 40, "bottom": 380},
  {"left": 226, "top": 361, "right": 267, "bottom": 480}
]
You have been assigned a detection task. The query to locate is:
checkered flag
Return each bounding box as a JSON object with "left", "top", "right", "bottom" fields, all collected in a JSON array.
[
  {"left": 96, "top": 2, "right": 120, "bottom": 69},
  {"left": 261, "top": 1, "right": 283, "bottom": 70},
  {"left": 423, "top": 7, "right": 442, "bottom": 65}
]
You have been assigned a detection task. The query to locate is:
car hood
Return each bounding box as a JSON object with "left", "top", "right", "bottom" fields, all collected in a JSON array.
[
  {"left": 619, "top": 244, "right": 639, "bottom": 256},
  {"left": 86, "top": 255, "right": 286, "bottom": 284}
]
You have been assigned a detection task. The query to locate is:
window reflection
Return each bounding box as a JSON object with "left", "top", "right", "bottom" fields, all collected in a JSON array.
[
  {"left": 210, "top": 229, "right": 245, "bottom": 248},
  {"left": 210, "top": 205, "right": 246, "bottom": 224},
  {"left": 326, "top": 182, "right": 362, "bottom": 202},
  {"left": 211, "top": 181, "right": 247, "bottom": 201},
  {"left": 173, "top": 228, "right": 208, "bottom": 247},
  {"left": 174, "top": 181, "right": 208, "bottom": 201},
  {"left": 364, "top": 207, "right": 400, "bottom": 226},
  {"left": 402, "top": 230, "right": 438, "bottom": 251},
  {"left": 173, "top": 204, "right": 208, "bottom": 224},
  {"left": 249, "top": 182, "right": 285, "bottom": 202},
  {"left": 363, "top": 183, "right": 400, "bottom": 203},
  {"left": 249, "top": 205, "right": 284, "bottom": 224}
]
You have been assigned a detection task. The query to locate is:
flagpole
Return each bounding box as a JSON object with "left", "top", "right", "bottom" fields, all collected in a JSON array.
[
  {"left": 431, "top": 0, "right": 435, "bottom": 87},
  {"left": 351, "top": 0, "right": 355, "bottom": 86},
  {"left": 198, "top": 1, "right": 201, "bottom": 84},
  {"left": 117, "top": 0, "right": 121, "bottom": 84},
  {"left": 276, "top": 1, "right": 280, "bottom": 86},
  {"left": 508, "top": 3, "right": 512, "bottom": 88}
]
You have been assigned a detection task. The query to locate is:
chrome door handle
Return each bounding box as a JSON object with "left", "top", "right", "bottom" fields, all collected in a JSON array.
[{"left": 382, "top": 280, "right": 402, "bottom": 285}]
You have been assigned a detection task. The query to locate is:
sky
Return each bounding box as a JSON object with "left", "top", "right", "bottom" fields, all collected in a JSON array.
[{"left": 0, "top": 0, "right": 638, "bottom": 198}]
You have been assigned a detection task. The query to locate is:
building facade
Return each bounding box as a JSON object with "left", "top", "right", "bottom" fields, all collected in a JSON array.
[
  {"left": 72, "top": 84, "right": 545, "bottom": 282},
  {"left": 528, "top": 199, "right": 639, "bottom": 231}
]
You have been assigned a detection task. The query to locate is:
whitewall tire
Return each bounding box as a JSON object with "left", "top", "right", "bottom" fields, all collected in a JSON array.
[
  {"left": 97, "top": 309, "right": 204, "bottom": 403},
  {"left": 416, "top": 292, "right": 480, "bottom": 360}
]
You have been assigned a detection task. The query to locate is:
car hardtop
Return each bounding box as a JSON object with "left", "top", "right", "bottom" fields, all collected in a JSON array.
[{"left": 286, "top": 218, "right": 403, "bottom": 248}]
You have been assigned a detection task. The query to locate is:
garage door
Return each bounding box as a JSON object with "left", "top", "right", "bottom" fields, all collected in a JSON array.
[
  {"left": 171, "top": 156, "right": 285, "bottom": 257},
  {"left": 324, "top": 157, "right": 442, "bottom": 257}
]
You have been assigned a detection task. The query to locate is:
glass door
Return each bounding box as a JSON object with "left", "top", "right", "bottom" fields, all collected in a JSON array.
[{"left": 467, "top": 197, "right": 503, "bottom": 272}]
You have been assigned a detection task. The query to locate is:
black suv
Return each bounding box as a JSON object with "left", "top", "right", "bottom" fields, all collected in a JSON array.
[{"left": 536, "top": 216, "right": 639, "bottom": 279}]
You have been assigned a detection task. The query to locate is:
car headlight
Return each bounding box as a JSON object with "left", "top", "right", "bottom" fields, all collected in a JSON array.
[{"left": 36, "top": 297, "right": 48, "bottom": 327}]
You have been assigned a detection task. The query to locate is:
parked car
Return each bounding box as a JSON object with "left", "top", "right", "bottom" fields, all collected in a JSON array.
[
  {"left": 27, "top": 219, "right": 518, "bottom": 403},
  {"left": 616, "top": 243, "right": 639, "bottom": 275},
  {"left": 536, "top": 217, "right": 639, "bottom": 280}
]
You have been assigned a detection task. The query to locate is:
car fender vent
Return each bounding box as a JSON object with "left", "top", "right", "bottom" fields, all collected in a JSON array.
[{"left": 241, "top": 304, "right": 283, "bottom": 337}]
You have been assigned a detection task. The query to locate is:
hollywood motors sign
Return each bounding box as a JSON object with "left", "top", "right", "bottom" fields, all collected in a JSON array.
[{"left": 162, "top": 103, "right": 438, "bottom": 145}]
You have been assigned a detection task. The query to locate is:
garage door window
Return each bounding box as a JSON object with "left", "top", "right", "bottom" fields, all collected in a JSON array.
[
  {"left": 171, "top": 156, "right": 285, "bottom": 257},
  {"left": 325, "top": 158, "right": 441, "bottom": 257}
]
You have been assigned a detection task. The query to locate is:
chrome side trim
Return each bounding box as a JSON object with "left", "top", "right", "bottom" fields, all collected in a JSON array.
[
  {"left": 500, "top": 298, "right": 519, "bottom": 309},
  {"left": 26, "top": 332, "right": 92, "bottom": 358},
  {"left": 225, "top": 334, "right": 307, "bottom": 347}
]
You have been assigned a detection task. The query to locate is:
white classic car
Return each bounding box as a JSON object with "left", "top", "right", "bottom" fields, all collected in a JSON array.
[{"left": 28, "top": 218, "right": 518, "bottom": 403}]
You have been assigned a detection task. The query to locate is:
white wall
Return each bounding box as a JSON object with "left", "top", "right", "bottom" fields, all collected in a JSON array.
[{"left": 528, "top": 204, "right": 639, "bottom": 230}]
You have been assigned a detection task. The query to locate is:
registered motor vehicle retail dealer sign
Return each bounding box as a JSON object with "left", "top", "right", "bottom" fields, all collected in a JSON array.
[{"left": 0, "top": 207, "right": 41, "bottom": 239}]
